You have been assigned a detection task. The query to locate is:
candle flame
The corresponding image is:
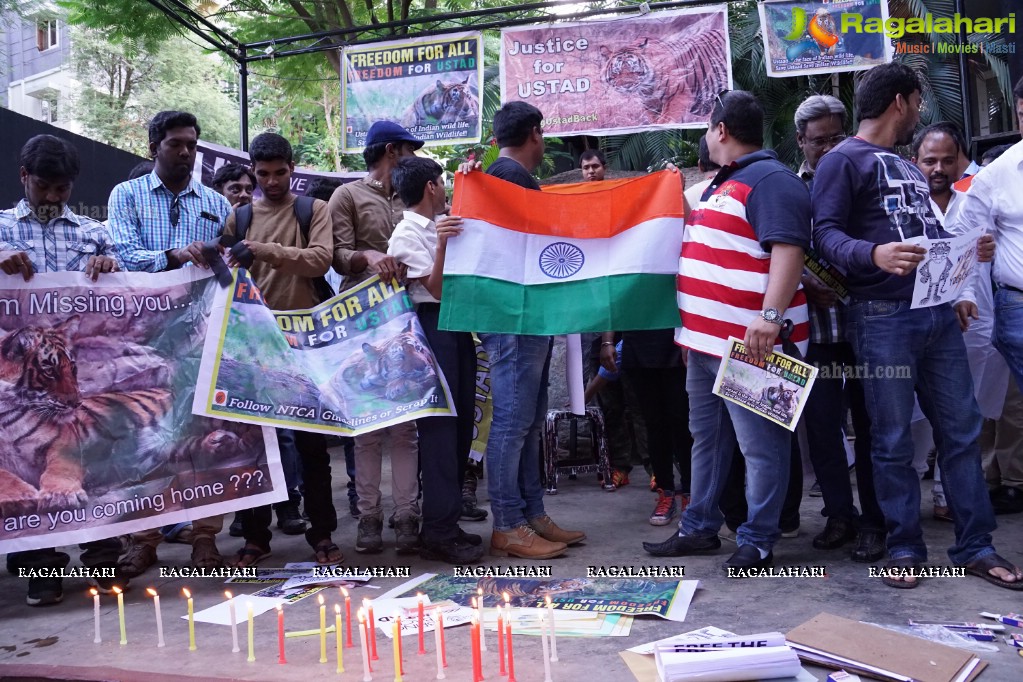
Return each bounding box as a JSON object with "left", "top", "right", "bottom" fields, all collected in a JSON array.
[
  {"left": 276, "top": 604, "right": 283, "bottom": 613},
  {"left": 477, "top": 587, "right": 483, "bottom": 596},
  {"left": 146, "top": 588, "right": 158, "bottom": 597},
  {"left": 358, "top": 608, "right": 365, "bottom": 623},
  {"left": 545, "top": 595, "right": 552, "bottom": 606},
  {"left": 417, "top": 592, "right": 423, "bottom": 600},
  {"left": 89, "top": 588, "right": 98, "bottom": 596},
  {"left": 335, "top": 604, "right": 341, "bottom": 614},
  {"left": 502, "top": 592, "right": 510, "bottom": 602},
  {"left": 318, "top": 594, "right": 324, "bottom": 605},
  {"left": 341, "top": 586, "right": 349, "bottom": 597},
  {"left": 182, "top": 588, "right": 191, "bottom": 599},
  {"left": 112, "top": 586, "right": 122, "bottom": 595},
  {"left": 224, "top": 590, "right": 232, "bottom": 599}
]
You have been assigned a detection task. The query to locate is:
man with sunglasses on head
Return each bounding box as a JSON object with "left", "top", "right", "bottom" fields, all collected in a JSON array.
[{"left": 107, "top": 110, "right": 232, "bottom": 579}]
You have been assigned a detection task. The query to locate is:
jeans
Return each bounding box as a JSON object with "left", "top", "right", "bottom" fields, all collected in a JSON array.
[
  {"left": 846, "top": 300, "right": 995, "bottom": 565},
  {"left": 480, "top": 333, "right": 552, "bottom": 532},
  {"left": 994, "top": 286, "right": 1023, "bottom": 391},
  {"left": 721, "top": 441, "right": 802, "bottom": 533},
  {"left": 679, "top": 351, "right": 793, "bottom": 551}
]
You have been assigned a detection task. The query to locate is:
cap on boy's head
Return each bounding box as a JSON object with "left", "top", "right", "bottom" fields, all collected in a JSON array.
[{"left": 365, "top": 121, "right": 424, "bottom": 149}]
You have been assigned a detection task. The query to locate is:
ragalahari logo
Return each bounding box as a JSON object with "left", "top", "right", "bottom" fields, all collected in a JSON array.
[{"left": 214, "top": 389, "right": 229, "bottom": 406}]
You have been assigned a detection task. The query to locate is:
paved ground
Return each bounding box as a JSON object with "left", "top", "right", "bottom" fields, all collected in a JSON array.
[{"left": 1, "top": 460, "right": 1022, "bottom": 681}]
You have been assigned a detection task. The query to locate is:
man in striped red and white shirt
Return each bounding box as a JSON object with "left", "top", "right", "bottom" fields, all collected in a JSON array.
[{"left": 644, "top": 91, "right": 811, "bottom": 572}]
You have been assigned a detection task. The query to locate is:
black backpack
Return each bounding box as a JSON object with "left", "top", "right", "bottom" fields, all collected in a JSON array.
[{"left": 233, "top": 195, "right": 335, "bottom": 303}]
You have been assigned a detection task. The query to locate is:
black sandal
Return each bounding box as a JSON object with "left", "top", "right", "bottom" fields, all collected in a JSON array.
[{"left": 962, "top": 553, "right": 1023, "bottom": 590}]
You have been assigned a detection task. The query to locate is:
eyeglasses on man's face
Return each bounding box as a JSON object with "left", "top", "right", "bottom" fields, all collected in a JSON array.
[{"left": 807, "top": 134, "right": 847, "bottom": 149}]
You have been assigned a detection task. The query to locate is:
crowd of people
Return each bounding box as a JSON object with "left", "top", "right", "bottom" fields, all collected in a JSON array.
[{"left": 2, "top": 61, "right": 1022, "bottom": 607}]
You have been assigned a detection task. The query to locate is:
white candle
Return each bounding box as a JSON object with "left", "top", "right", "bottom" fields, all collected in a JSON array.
[
  {"left": 147, "top": 589, "right": 165, "bottom": 647},
  {"left": 225, "top": 591, "right": 240, "bottom": 653},
  {"left": 545, "top": 596, "right": 558, "bottom": 662},
  {"left": 433, "top": 609, "right": 445, "bottom": 680},
  {"left": 91, "top": 589, "right": 101, "bottom": 643},
  {"left": 476, "top": 589, "right": 486, "bottom": 651},
  {"left": 539, "top": 614, "right": 553, "bottom": 682}
]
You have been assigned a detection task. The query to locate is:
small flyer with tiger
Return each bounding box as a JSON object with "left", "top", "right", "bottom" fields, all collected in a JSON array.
[
  {"left": 0, "top": 269, "right": 285, "bottom": 554},
  {"left": 711, "top": 337, "right": 818, "bottom": 431},
  {"left": 194, "top": 271, "right": 454, "bottom": 436},
  {"left": 341, "top": 31, "right": 483, "bottom": 151}
]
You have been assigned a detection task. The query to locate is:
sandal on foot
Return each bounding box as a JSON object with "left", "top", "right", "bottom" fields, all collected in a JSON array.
[
  {"left": 314, "top": 540, "right": 343, "bottom": 566},
  {"left": 880, "top": 556, "right": 922, "bottom": 589},
  {"left": 962, "top": 553, "right": 1023, "bottom": 590},
  {"left": 230, "top": 545, "right": 271, "bottom": 568}
]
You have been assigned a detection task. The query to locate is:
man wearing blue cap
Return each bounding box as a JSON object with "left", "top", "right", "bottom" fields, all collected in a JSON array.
[{"left": 328, "top": 121, "right": 430, "bottom": 555}]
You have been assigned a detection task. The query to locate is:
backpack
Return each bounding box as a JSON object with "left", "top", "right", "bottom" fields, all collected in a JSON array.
[{"left": 233, "top": 195, "right": 336, "bottom": 303}]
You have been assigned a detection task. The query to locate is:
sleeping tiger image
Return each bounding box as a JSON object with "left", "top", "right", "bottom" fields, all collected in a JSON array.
[
  {"left": 476, "top": 577, "right": 592, "bottom": 605},
  {"left": 598, "top": 15, "right": 728, "bottom": 122},
  {"left": 401, "top": 77, "right": 480, "bottom": 130}
]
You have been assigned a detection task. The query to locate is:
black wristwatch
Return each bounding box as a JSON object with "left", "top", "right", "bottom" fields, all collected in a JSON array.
[{"left": 760, "top": 308, "right": 784, "bottom": 325}]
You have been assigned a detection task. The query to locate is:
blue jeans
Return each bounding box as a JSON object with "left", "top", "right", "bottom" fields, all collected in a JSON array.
[
  {"left": 480, "top": 333, "right": 552, "bottom": 531},
  {"left": 994, "top": 286, "right": 1023, "bottom": 391},
  {"left": 846, "top": 300, "right": 995, "bottom": 565},
  {"left": 679, "top": 351, "right": 792, "bottom": 551}
]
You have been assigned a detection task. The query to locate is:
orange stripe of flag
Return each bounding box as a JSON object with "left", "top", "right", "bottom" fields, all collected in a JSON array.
[{"left": 451, "top": 170, "right": 684, "bottom": 239}]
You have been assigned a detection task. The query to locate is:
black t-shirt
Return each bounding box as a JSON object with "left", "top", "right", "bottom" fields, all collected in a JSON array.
[{"left": 486, "top": 157, "right": 540, "bottom": 191}]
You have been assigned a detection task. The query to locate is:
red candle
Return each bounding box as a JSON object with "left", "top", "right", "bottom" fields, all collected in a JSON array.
[
  {"left": 276, "top": 605, "right": 286, "bottom": 664},
  {"left": 341, "top": 587, "right": 353, "bottom": 649},
  {"left": 471, "top": 617, "right": 481, "bottom": 682},
  {"left": 417, "top": 594, "right": 425, "bottom": 655},
  {"left": 497, "top": 605, "right": 506, "bottom": 676},
  {"left": 438, "top": 610, "right": 447, "bottom": 668},
  {"left": 365, "top": 600, "right": 378, "bottom": 661},
  {"left": 506, "top": 616, "right": 516, "bottom": 682}
]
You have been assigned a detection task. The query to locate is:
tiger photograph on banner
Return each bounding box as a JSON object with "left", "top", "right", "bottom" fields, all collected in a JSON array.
[
  {"left": 500, "top": 6, "right": 731, "bottom": 136},
  {"left": 342, "top": 32, "right": 482, "bottom": 151},
  {"left": 194, "top": 271, "right": 454, "bottom": 436},
  {"left": 0, "top": 269, "right": 284, "bottom": 554}
]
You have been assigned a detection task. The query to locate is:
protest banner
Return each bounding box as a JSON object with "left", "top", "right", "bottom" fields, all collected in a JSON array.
[
  {"left": 194, "top": 270, "right": 454, "bottom": 436},
  {"left": 0, "top": 270, "right": 283, "bottom": 554},
  {"left": 500, "top": 7, "right": 730, "bottom": 136},
  {"left": 907, "top": 227, "right": 983, "bottom": 309},
  {"left": 712, "top": 337, "right": 818, "bottom": 431},
  {"left": 758, "top": 0, "right": 893, "bottom": 77},
  {"left": 440, "top": 171, "right": 685, "bottom": 335},
  {"left": 470, "top": 334, "right": 492, "bottom": 463},
  {"left": 342, "top": 31, "right": 483, "bottom": 151}
]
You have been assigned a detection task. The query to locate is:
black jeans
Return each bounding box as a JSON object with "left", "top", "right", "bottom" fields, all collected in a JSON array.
[{"left": 629, "top": 366, "right": 692, "bottom": 494}]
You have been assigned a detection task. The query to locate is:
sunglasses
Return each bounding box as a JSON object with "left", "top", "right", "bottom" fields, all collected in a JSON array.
[{"left": 169, "top": 194, "right": 180, "bottom": 227}]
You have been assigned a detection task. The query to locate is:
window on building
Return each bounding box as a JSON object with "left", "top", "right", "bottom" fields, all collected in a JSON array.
[{"left": 36, "top": 19, "right": 59, "bottom": 52}]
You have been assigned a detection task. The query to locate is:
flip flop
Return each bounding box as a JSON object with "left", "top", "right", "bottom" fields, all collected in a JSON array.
[
  {"left": 230, "top": 545, "right": 271, "bottom": 569},
  {"left": 962, "top": 553, "right": 1023, "bottom": 590},
  {"left": 314, "top": 540, "right": 344, "bottom": 566},
  {"left": 880, "top": 556, "right": 922, "bottom": 589}
]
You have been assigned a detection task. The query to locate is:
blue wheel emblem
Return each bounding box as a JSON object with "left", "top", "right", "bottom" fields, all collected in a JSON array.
[{"left": 538, "top": 242, "right": 584, "bottom": 279}]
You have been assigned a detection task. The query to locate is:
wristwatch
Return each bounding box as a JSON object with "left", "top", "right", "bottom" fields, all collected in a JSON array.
[{"left": 760, "top": 308, "right": 784, "bottom": 325}]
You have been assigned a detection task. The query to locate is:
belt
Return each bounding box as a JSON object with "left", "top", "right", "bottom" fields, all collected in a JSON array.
[{"left": 997, "top": 283, "right": 1023, "bottom": 294}]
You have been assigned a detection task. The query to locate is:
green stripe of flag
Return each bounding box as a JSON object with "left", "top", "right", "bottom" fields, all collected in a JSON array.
[{"left": 438, "top": 273, "right": 680, "bottom": 335}]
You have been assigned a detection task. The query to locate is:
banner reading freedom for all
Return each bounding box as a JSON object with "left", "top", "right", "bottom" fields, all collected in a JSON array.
[
  {"left": 439, "top": 171, "right": 684, "bottom": 335},
  {"left": 0, "top": 270, "right": 283, "bottom": 554},
  {"left": 501, "top": 7, "right": 731, "bottom": 136},
  {"left": 194, "top": 271, "right": 454, "bottom": 435},
  {"left": 758, "top": 0, "right": 893, "bottom": 77},
  {"left": 342, "top": 31, "right": 482, "bottom": 151}
]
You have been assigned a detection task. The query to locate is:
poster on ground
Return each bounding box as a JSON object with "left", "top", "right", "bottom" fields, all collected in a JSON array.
[
  {"left": 194, "top": 271, "right": 454, "bottom": 436},
  {"left": 712, "top": 337, "right": 818, "bottom": 431},
  {"left": 0, "top": 270, "right": 283, "bottom": 553},
  {"left": 342, "top": 31, "right": 483, "bottom": 151},
  {"left": 758, "top": 0, "right": 893, "bottom": 77},
  {"left": 500, "top": 7, "right": 731, "bottom": 136},
  {"left": 907, "top": 227, "right": 982, "bottom": 309}
]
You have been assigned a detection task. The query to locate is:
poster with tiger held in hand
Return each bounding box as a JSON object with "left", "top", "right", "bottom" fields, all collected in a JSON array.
[
  {"left": 0, "top": 269, "right": 284, "bottom": 553},
  {"left": 500, "top": 6, "right": 731, "bottom": 136}
]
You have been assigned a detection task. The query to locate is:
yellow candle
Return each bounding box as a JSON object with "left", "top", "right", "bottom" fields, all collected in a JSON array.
[
  {"left": 113, "top": 586, "right": 127, "bottom": 645},
  {"left": 392, "top": 615, "right": 403, "bottom": 682},
  {"left": 335, "top": 604, "right": 345, "bottom": 674},
  {"left": 247, "top": 600, "right": 255, "bottom": 662},
  {"left": 319, "top": 594, "right": 328, "bottom": 663},
  {"left": 183, "top": 588, "right": 195, "bottom": 651}
]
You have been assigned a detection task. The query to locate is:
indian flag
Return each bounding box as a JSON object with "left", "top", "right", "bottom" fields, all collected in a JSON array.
[{"left": 439, "top": 170, "right": 684, "bottom": 335}]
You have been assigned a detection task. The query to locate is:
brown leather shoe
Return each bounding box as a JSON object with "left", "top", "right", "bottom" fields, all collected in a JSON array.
[
  {"left": 490, "top": 525, "right": 567, "bottom": 559},
  {"left": 528, "top": 515, "right": 586, "bottom": 545}
]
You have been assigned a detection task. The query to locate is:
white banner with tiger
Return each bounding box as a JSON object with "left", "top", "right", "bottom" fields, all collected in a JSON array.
[
  {"left": 193, "top": 271, "right": 455, "bottom": 436},
  {"left": 500, "top": 6, "right": 731, "bottom": 136},
  {"left": 341, "top": 31, "right": 483, "bottom": 151},
  {"left": 0, "top": 270, "right": 284, "bottom": 554}
]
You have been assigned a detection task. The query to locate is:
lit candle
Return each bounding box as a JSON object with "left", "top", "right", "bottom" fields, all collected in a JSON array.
[
  {"left": 477, "top": 588, "right": 487, "bottom": 651},
  {"left": 247, "top": 600, "right": 255, "bottom": 662},
  {"left": 365, "top": 599, "right": 378, "bottom": 661},
  {"left": 113, "top": 586, "right": 127, "bottom": 646},
  {"left": 502, "top": 592, "right": 511, "bottom": 624},
  {"left": 470, "top": 615, "right": 481, "bottom": 682},
  {"left": 225, "top": 591, "right": 240, "bottom": 653},
  {"left": 319, "top": 594, "right": 328, "bottom": 664},
  {"left": 90, "top": 589, "right": 101, "bottom": 644},
  {"left": 438, "top": 610, "right": 447, "bottom": 667},
  {"left": 396, "top": 613, "right": 404, "bottom": 674},
  {"left": 147, "top": 588, "right": 164, "bottom": 648},
  {"left": 183, "top": 588, "right": 195, "bottom": 651},
  {"left": 277, "top": 604, "right": 287, "bottom": 664},
  {"left": 539, "top": 614, "right": 552, "bottom": 682},
  {"left": 545, "top": 596, "right": 558, "bottom": 662},
  {"left": 335, "top": 604, "right": 345, "bottom": 674},
  {"left": 392, "top": 614, "right": 403, "bottom": 682},
  {"left": 358, "top": 609, "right": 372, "bottom": 681},
  {"left": 342, "top": 587, "right": 354, "bottom": 649},
  {"left": 506, "top": 612, "right": 516, "bottom": 682},
  {"left": 417, "top": 593, "right": 425, "bottom": 655},
  {"left": 434, "top": 609, "right": 445, "bottom": 680},
  {"left": 497, "top": 605, "right": 506, "bottom": 676}
]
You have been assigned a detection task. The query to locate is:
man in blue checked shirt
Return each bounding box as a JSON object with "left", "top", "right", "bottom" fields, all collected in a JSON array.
[
  {"left": 107, "top": 110, "right": 231, "bottom": 579},
  {"left": 1, "top": 134, "right": 123, "bottom": 607}
]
